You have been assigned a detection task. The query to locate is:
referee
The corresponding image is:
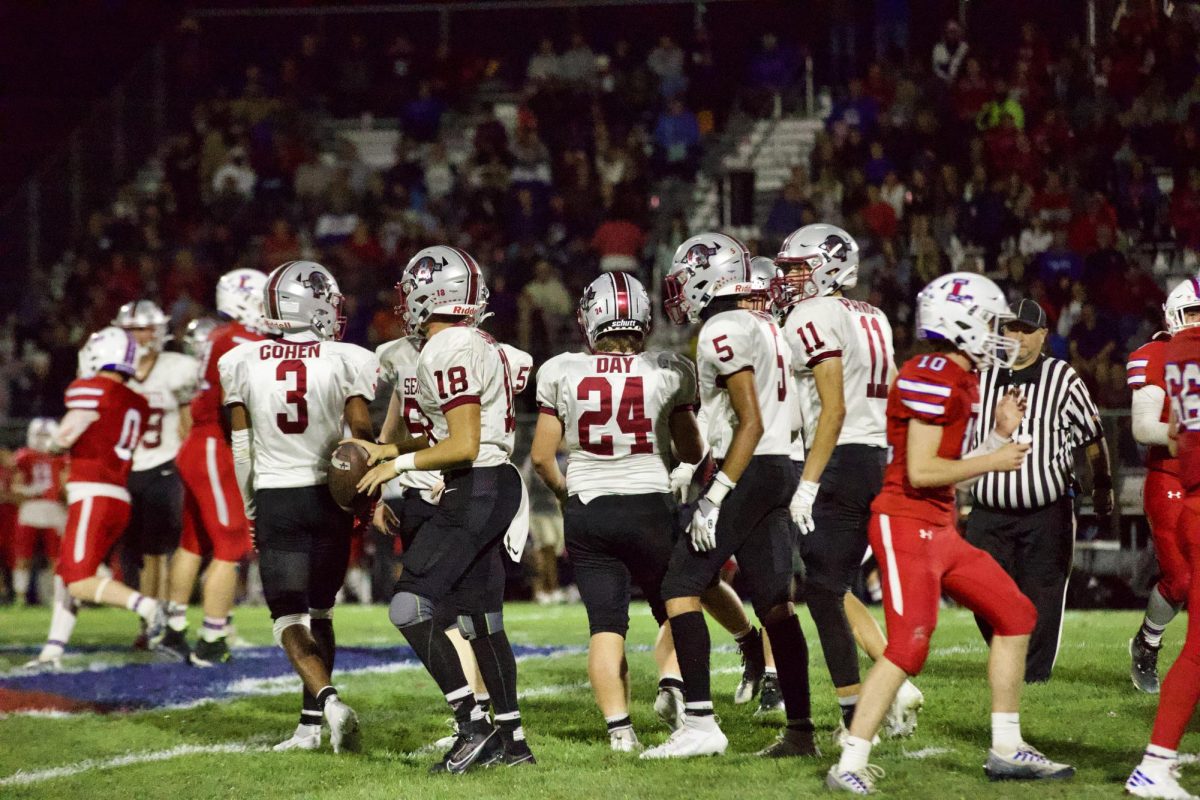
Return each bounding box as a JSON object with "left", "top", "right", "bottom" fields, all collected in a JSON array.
[{"left": 966, "top": 299, "right": 1114, "bottom": 683}]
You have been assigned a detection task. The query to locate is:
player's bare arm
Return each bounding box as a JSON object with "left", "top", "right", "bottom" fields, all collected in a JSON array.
[
  {"left": 357, "top": 402, "right": 481, "bottom": 494},
  {"left": 720, "top": 369, "right": 763, "bottom": 484},
  {"left": 906, "top": 418, "right": 1029, "bottom": 488},
  {"left": 799, "top": 357, "right": 846, "bottom": 485},
  {"left": 530, "top": 412, "right": 567, "bottom": 502},
  {"left": 667, "top": 407, "right": 705, "bottom": 466}
]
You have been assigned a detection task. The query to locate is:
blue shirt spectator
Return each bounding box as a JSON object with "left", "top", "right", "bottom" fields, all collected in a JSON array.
[
  {"left": 654, "top": 98, "right": 701, "bottom": 159},
  {"left": 748, "top": 33, "right": 799, "bottom": 92},
  {"left": 400, "top": 81, "right": 446, "bottom": 142},
  {"left": 827, "top": 78, "right": 879, "bottom": 135}
]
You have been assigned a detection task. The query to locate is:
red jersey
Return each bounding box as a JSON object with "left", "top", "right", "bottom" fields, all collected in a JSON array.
[
  {"left": 1127, "top": 333, "right": 1180, "bottom": 475},
  {"left": 63, "top": 377, "right": 150, "bottom": 488},
  {"left": 13, "top": 448, "right": 65, "bottom": 502},
  {"left": 189, "top": 321, "right": 265, "bottom": 432},
  {"left": 872, "top": 353, "right": 980, "bottom": 527},
  {"left": 1164, "top": 326, "right": 1200, "bottom": 500}
]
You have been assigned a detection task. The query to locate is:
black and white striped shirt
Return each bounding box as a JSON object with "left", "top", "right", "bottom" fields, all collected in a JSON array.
[{"left": 971, "top": 356, "right": 1104, "bottom": 510}]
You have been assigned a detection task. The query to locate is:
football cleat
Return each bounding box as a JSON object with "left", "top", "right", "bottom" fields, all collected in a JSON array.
[
  {"left": 1131, "top": 635, "right": 1162, "bottom": 694},
  {"left": 655, "top": 685, "right": 685, "bottom": 731},
  {"left": 984, "top": 744, "right": 1074, "bottom": 781},
  {"left": 826, "top": 764, "right": 885, "bottom": 794},
  {"left": 144, "top": 603, "right": 168, "bottom": 647},
  {"left": 883, "top": 680, "right": 924, "bottom": 738},
  {"left": 19, "top": 653, "right": 62, "bottom": 673},
  {"left": 192, "top": 637, "right": 233, "bottom": 666},
  {"left": 1126, "top": 761, "right": 1199, "bottom": 799},
  {"left": 758, "top": 727, "right": 820, "bottom": 758},
  {"left": 442, "top": 718, "right": 503, "bottom": 774},
  {"left": 734, "top": 628, "right": 766, "bottom": 705},
  {"left": 499, "top": 736, "right": 537, "bottom": 767},
  {"left": 640, "top": 718, "right": 728, "bottom": 759},
  {"left": 273, "top": 725, "right": 322, "bottom": 752},
  {"left": 159, "top": 628, "right": 191, "bottom": 663},
  {"left": 610, "top": 728, "right": 642, "bottom": 753},
  {"left": 755, "top": 674, "right": 784, "bottom": 715},
  {"left": 324, "top": 698, "right": 361, "bottom": 754}
]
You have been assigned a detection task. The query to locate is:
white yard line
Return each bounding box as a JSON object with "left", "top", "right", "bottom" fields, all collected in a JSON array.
[
  {"left": 903, "top": 746, "right": 954, "bottom": 760},
  {"left": 0, "top": 742, "right": 269, "bottom": 787}
]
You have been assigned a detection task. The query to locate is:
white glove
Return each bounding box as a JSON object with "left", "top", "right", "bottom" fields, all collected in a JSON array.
[
  {"left": 689, "top": 496, "right": 720, "bottom": 551},
  {"left": 790, "top": 480, "right": 819, "bottom": 536},
  {"left": 670, "top": 460, "right": 699, "bottom": 504}
]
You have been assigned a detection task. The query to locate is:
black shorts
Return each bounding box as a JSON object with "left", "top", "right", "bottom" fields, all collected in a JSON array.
[
  {"left": 564, "top": 492, "right": 676, "bottom": 637},
  {"left": 255, "top": 485, "right": 352, "bottom": 618},
  {"left": 125, "top": 463, "right": 183, "bottom": 556},
  {"left": 800, "top": 444, "right": 885, "bottom": 594},
  {"left": 386, "top": 488, "right": 438, "bottom": 552},
  {"left": 661, "top": 455, "right": 798, "bottom": 619},
  {"left": 395, "top": 464, "right": 521, "bottom": 616}
]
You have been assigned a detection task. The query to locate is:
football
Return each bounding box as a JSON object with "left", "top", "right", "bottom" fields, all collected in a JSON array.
[{"left": 328, "top": 442, "right": 372, "bottom": 515}]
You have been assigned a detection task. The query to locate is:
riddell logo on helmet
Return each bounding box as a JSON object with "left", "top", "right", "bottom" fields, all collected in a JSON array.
[{"left": 451, "top": 306, "right": 475, "bottom": 315}]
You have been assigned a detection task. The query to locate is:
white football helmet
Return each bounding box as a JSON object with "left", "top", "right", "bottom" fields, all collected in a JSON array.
[
  {"left": 182, "top": 317, "right": 220, "bottom": 358},
  {"left": 26, "top": 418, "right": 57, "bottom": 452},
  {"left": 771, "top": 223, "right": 860, "bottom": 307},
  {"left": 112, "top": 299, "right": 170, "bottom": 359},
  {"left": 578, "top": 272, "right": 652, "bottom": 349},
  {"left": 395, "top": 246, "right": 489, "bottom": 335},
  {"left": 263, "top": 261, "right": 345, "bottom": 341},
  {"left": 915, "top": 272, "right": 1018, "bottom": 369},
  {"left": 216, "top": 268, "right": 268, "bottom": 331},
  {"left": 663, "top": 233, "right": 753, "bottom": 325},
  {"left": 1164, "top": 276, "right": 1200, "bottom": 334},
  {"left": 78, "top": 326, "right": 138, "bottom": 379}
]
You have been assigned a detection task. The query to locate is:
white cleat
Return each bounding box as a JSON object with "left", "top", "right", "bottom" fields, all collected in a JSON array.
[
  {"left": 654, "top": 686, "right": 685, "bottom": 732},
  {"left": 19, "top": 654, "right": 62, "bottom": 673},
  {"left": 826, "top": 764, "right": 885, "bottom": 794},
  {"left": 273, "top": 726, "right": 322, "bottom": 752},
  {"left": 884, "top": 680, "right": 923, "bottom": 738},
  {"left": 984, "top": 744, "right": 1074, "bottom": 781},
  {"left": 610, "top": 728, "right": 642, "bottom": 753},
  {"left": 324, "top": 698, "right": 361, "bottom": 754},
  {"left": 1127, "top": 762, "right": 1199, "bottom": 799},
  {"left": 640, "top": 718, "right": 727, "bottom": 759}
]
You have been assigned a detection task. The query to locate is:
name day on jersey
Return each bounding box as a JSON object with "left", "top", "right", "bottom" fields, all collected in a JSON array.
[
  {"left": 594, "top": 355, "right": 636, "bottom": 373},
  {"left": 259, "top": 342, "right": 321, "bottom": 360}
]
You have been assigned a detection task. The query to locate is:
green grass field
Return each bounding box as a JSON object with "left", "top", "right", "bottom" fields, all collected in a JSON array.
[{"left": 0, "top": 603, "right": 1191, "bottom": 799}]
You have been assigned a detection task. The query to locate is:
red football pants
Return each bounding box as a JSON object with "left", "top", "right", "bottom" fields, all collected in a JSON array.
[
  {"left": 177, "top": 432, "right": 252, "bottom": 563},
  {"left": 1145, "top": 469, "right": 1189, "bottom": 605},
  {"left": 58, "top": 495, "right": 132, "bottom": 584},
  {"left": 869, "top": 513, "right": 1037, "bottom": 676},
  {"left": 1151, "top": 502, "right": 1200, "bottom": 750}
]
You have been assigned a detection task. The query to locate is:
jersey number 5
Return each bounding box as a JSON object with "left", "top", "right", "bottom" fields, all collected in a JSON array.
[
  {"left": 276, "top": 360, "right": 309, "bottom": 434},
  {"left": 577, "top": 376, "right": 653, "bottom": 456}
]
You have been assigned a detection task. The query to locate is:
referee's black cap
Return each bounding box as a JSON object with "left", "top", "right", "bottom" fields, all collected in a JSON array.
[{"left": 1006, "top": 299, "right": 1048, "bottom": 331}]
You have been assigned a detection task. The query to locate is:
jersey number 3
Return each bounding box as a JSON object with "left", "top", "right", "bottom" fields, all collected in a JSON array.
[{"left": 276, "top": 360, "right": 309, "bottom": 434}]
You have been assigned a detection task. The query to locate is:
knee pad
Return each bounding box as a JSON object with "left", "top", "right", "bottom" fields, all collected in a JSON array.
[
  {"left": 457, "top": 611, "right": 504, "bottom": 641},
  {"left": 884, "top": 631, "right": 931, "bottom": 676},
  {"left": 389, "top": 591, "right": 435, "bottom": 630},
  {"left": 273, "top": 612, "right": 311, "bottom": 647}
]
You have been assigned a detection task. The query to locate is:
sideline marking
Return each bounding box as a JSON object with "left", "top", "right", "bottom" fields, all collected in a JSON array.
[{"left": 0, "top": 742, "right": 270, "bottom": 787}]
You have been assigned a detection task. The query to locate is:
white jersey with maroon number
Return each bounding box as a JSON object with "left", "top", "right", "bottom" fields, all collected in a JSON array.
[
  {"left": 695, "top": 309, "right": 794, "bottom": 458},
  {"left": 377, "top": 336, "right": 441, "bottom": 494},
  {"left": 415, "top": 326, "right": 530, "bottom": 470},
  {"left": 128, "top": 351, "right": 200, "bottom": 471},
  {"left": 219, "top": 338, "right": 380, "bottom": 489},
  {"left": 536, "top": 350, "right": 697, "bottom": 501},
  {"left": 783, "top": 295, "right": 893, "bottom": 449}
]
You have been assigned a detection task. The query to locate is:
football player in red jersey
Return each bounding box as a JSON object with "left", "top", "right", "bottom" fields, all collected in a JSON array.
[
  {"left": 11, "top": 418, "right": 68, "bottom": 605},
  {"left": 162, "top": 269, "right": 267, "bottom": 665},
  {"left": 827, "top": 273, "right": 1074, "bottom": 794},
  {"left": 1127, "top": 278, "right": 1200, "bottom": 693},
  {"left": 1125, "top": 277, "right": 1200, "bottom": 800},
  {"left": 24, "top": 327, "right": 165, "bottom": 671}
]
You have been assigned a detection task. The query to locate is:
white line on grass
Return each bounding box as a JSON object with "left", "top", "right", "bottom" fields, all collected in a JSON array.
[
  {"left": 903, "top": 746, "right": 954, "bottom": 760},
  {"left": 0, "top": 742, "right": 269, "bottom": 787}
]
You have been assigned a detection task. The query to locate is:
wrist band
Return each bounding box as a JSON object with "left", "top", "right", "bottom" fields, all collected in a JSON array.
[
  {"left": 392, "top": 452, "right": 417, "bottom": 474},
  {"left": 705, "top": 471, "right": 736, "bottom": 506}
]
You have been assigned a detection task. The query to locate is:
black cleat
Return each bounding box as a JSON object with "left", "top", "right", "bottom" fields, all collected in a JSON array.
[
  {"left": 755, "top": 674, "right": 784, "bottom": 715},
  {"left": 758, "top": 726, "right": 820, "bottom": 758},
  {"left": 193, "top": 637, "right": 232, "bottom": 666},
  {"left": 159, "top": 628, "right": 191, "bottom": 663},
  {"left": 499, "top": 735, "right": 536, "bottom": 767},
  {"left": 439, "top": 719, "right": 503, "bottom": 775},
  {"left": 1130, "top": 634, "right": 1162, "bottom": 694},
  {"left": 734, "top": 628, "right": 766, "bottom": 705}
]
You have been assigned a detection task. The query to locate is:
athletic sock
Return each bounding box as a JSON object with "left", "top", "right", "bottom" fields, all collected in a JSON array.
[
  {"left": 315, "top": 685, "right": 338, "bottom": 710},
  {"left": 128, "top": 594, "right": 157, "bottom": 623},
  {"left": 469, "top": 630, "right": 521, "bottom": 724},
  {"left": 763, "top": 667, "right": 777, "bottom": 678},
  {"left": 991, "top": 712, "right": 1023, "bottom": 754},
  {"left": 838, "top": 695, "right": 859, "bottom": 729},
  {"left": 299, "top": 706, "right": 323, "bottom": 729},
  {"left": 200, "top": 616, "right": 226, "bottom": 643},
  {"left": 1142, "top": 743, "right": 1178, "bottom": 770},
  {"left": 47, "top": 576, "right": 78, "bottom": 650},
  {"left": 838, "top": 735, "right": 873, "bottom": 772},
  {"left": 495, "top": 711, "right": 525, "bottom": 741},
  {"left": 166, "top": 602, "right": 188, "bottom": 632},
  {"left": 605, "top": 714, "right": 633, "bottom": 734},
  {"left": 12, "top": 568, "right": 30, "bottom": 600},
  {"left": 764, "top": 614, "right": 812, "bottom": 728},
  {"left": 1140, "top": 587, "right": 1179, "bottom": 648},
  {"left": 476, "top": 692, "right": 492, "bottom": 718},
  {"left": 668, "top": 611, "right": 712, "bottom": 715},
  {"left": 658, "top": 674, "right": 685, "bottom": 692},
  {"left": 445, "top": 685, "right": 484, "bottom": 725},
  {"left": 399, "top": 618, "right": 475, "bottom": 701}
]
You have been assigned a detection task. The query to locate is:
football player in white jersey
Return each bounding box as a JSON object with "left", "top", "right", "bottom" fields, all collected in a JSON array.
[
  {"left": 530, "top": 272, "right": 704, "bottom": 752},
  {"left": 113, "top": 300, "right": 199, "bottom": 617},
  {"left": 219, "top": 260, "right": 378, "bottom": 755},
  {"left": 773, "top": 224, "right": 925, "bottom": 743},
  {"left": 350, "top": 246, "right": 535, "bottom": 773},
  {"left": 640, "top": 233, "right": 815, "bottom": 760}
]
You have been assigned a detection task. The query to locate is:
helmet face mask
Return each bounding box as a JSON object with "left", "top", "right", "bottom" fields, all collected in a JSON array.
[
  {"left": 263, "top": 261, "right": 346, "bottom": 341},
  {"left": 394, "top": 247, "right": 489, "bottom": 337},
  {"left": 1164, "top": 277, "right": 1200, "bottom": 334},
  {"left": 773, "top": 224, "right": 860, "bottom": 309},
  {"left": 915, "top": 272, "right": 1018, "bottom": 369},
  {"left": 663, "top": 233, "right": 753, "bottom": 325}
]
